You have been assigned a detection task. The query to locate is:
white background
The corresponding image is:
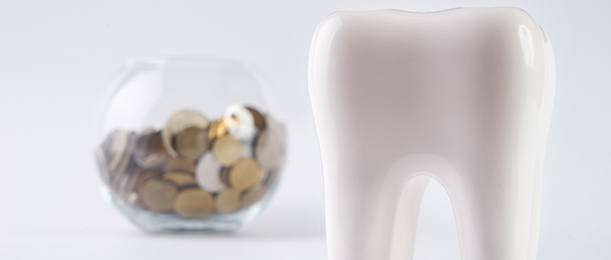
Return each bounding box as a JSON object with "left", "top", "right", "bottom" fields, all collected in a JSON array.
[{"left": 0, "top": 0, "right": 609, "bottom": 259}]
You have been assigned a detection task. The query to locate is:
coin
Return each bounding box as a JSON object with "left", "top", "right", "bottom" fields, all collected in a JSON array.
[
  {"left": 224, "top": 104, "right": 257, "bottom": 141},
  {"left": 163, "top": 171, "right": 197, "bottom": 187},
  {"left": 133, "top": 171, "right": 162, "bottom": 192},
  {"left": 95, "top": 146, "right": 111, "bottom": 184},
  {"left": 112, "top": 172, "right": 133, "bottom": 199},
  {"left": 162, "top": 110, "right": 209, "bottom": 157},
  {"left": 219, "top": 166, "right": 231, "bottom": 187},
  {"left": 208, "top": 119, "right": 228, "bottom": 141},
  {"left": 164, "top": 158, "right": 196, "bottom": 173},
  {"left": 108, "top": 130, "right": 136, "bottom": 177},
  {"left": 133, "top": 129, "right": 167, "bottom": 169},
  {"left": 98, "top": 106, "right": 282, "bottom": 218},
  {"left": 118, "top": 170, "right": 148, "bottom": 205},
  {"left": 215, "top": 189, "right": 241, "bottom": 214},
  {"left": 228, "top": 158, "right": 263, "bottom": 191},
  {"left": 98, "top": 131, "right": 125, "bottom": 185},
  {"left": 173, "top": 188, "right": 215, "bottom": 218},
  {"left": 174, "top": 126, "right": 209, "bottom": 160},
  {"left": 212, "top": 135, "right": 242, "bottom": 165},
  {"left": 257, "top": 116, "right": 287, "bottom": 168},
  {"left": 245, "top": 106, "right": 267, "bottom": 131},
  {"left": 128, "top": 171, "right": 163, "bottom": 207},
  {"left": 110, "top": 157, "right": 139, "bottom": 195},
  {"left": 255, "top": 129, "right": 285, "bottom": 171},
  {"left": 98, "top": 131, "right": 113, "bottom": 159},
  {"left": 241, "top": 139, "right": 255, "bottom": 158},
  {"left": 241, "top": 184, "right": 267, "bottom": 208},
  {"left": 195, "top": 153, "right": 227, "bottom": 192},
  {"left": 138, "top": 178, "right": 178, "bottom": 213}
]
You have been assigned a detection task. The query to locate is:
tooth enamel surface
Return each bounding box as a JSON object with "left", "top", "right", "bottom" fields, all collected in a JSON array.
[{"left": 309, "top": 8, "right": 554, "bottom": 260}]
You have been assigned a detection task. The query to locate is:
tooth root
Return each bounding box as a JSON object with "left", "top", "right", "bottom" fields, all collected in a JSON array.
[
  {"left": 323, "top": 159, "right": 394, "bottom": 260},
  {"left": 390, "top": 176, "right": 429, "bottom": 260},
  {"left": 324, "top": 157, "right": 429, "bottom": 260},
  {"left": 450, "top": 162, "right": 543, "bottom": 260}
]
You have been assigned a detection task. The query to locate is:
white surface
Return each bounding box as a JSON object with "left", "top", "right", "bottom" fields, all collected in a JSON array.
[{"left": 0, "top": 0, "right": 609, "bottom": 259}]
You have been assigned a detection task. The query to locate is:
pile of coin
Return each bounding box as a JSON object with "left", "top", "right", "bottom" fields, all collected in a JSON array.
[{"left": 95, "top": 104, "right": 286, "bottom": 219}]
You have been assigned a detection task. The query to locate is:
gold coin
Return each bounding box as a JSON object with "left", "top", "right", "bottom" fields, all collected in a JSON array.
[
  {"left": 121, "top": 170, "right": 158, "bottom": 206},
  {"left": 241, "top": 184, "right": 267, "bottom": 208},
  {"left": 162, "top": 110, "right": 209, "bottom": 157},
  {"left": 229, "top": 158, "right": 263, "bottom": 191},
  {"left": 208, "top": 119, "right": 229, "bottom": 141},
  {"left": 212, "top": 135, "right": 242, "bottom": 165},
  {"left": 133, "top": 171, "right": 162, "bottom": 192},
  {"left": 138, "top": 178, "right": 178, "bottom": 213},
  {"left": 163, "top": 171, "right": 197, "bottom": 187},
  {"left": 173, "top": 188, "right": 215, "bottom": 218},
  {"left": 174, "top": 126, "right": 209, "bottom": 160},
  {"left": 216, "top": 189, "right": 241, "bottom": 213},
  {"left": 164, "top": 158, "right": 196, "bottom": 173}
]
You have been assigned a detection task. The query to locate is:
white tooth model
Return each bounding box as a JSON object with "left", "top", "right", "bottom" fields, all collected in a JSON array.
[{"left": 308, "top": 8, "right": 555, "bottom": 260}]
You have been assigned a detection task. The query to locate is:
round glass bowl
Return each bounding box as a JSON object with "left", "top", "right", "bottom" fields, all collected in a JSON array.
[{"left": 95, "top": 57, "right": 286, "bottom": 232}]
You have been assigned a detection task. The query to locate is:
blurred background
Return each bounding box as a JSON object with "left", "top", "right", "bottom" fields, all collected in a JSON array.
[{"left": 0, "top": 0, "right": 609, "bottom": 259}]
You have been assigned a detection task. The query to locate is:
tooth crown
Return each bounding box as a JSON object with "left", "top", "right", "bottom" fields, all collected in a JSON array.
[{"left": 309, "top": 8, "right": 554, "bottom": 260}]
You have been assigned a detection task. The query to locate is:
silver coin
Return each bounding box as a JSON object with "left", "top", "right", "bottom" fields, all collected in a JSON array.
[
  {"left": 224, "top": 104, "right": 257, "bottom": 141},
  {"left": 107, "top": 130, "right": 136, "bottom": 176},
  {"left": 241, "top": 139, "right": 255, "bottom": 158},
  {"left": 195, "top": 153, "right": 227, "bottom": 193},
  {"left": 95, "top": 146, "right": 111, "bottom": 184},
  {"left": 133, "top": 129, "right": 167, "bottom": 169},
  {"left": 255, "top": 117, "right": 287, "bottom": 171}
]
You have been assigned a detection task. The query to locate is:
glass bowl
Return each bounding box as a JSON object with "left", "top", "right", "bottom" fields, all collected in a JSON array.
[{"left": 95, "top": 57, "right": 286, "bottom": 232}]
